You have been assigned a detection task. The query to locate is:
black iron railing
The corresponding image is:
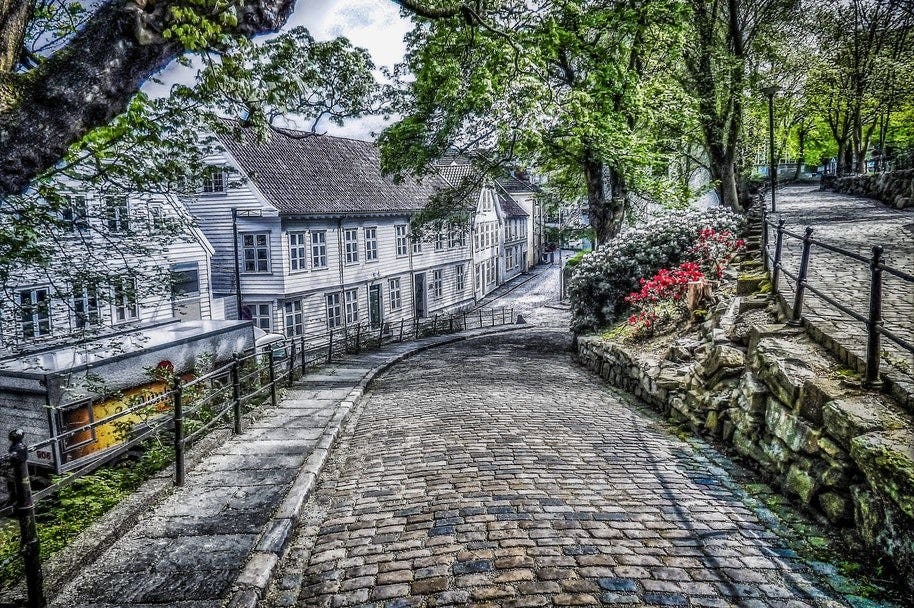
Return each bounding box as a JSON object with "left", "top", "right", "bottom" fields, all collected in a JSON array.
[
  {"left": 762, "top": 217, "right": 914, "bottom": 384},
  {"left": 0, "top": 306, "right": 516, "bottom": 606}
]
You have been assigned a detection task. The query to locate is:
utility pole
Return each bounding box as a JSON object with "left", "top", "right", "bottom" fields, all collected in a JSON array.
[{"left": 762, "top": 85, "right": 780, "bottom": 213}]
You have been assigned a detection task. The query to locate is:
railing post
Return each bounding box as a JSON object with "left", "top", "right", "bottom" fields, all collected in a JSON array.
[
  {"left": 355, "top": 323, "right": 361, "bottom": 352},
  {"left": 866, "top": 245, "right": 884, "bottom": 385},
  {"left": 789, "top": 227, "right": 814, "bottom": 326},
  {"left": 433, "top": 314, "right": 438, "bottom": 335},
  {"left": 267, "top": 348, "right": 277, "bottom": 409},
  {"left": 378, "top": 321, "right": 384, "bottom": 347},
  {"left": 8, "top": 430, "right": 47, "bottom": 608},
  {"left": 172, "top": 377, "right": 185, "bottom": 486},
  {"left": 231, "top": 354, "right": 242, "bottom": 434},
  {"left": 449, "top": 315, "right": 454, "bottom": 332},
  {"left": 501, "top": 307, "right": 505, "bottom": 324},
  {"left": 761, "top": 204, "right": 768, "bottom": 271},
  {"left": 327, "top": 330, "right": 334, "bottom": 363},
  {"left": 491, "top": 309, "right": 495, "bottom": 326},
  {"left": 463, "top": 312, "right": 467, "bottom": 331},
  {"left": 772, "top": 218, "right": 785, "bottom": 292},
  {"left": 479, "top": 309, "right": 483, "bottom": 327},
  {"left": 300, "top": 336, "right": 307, "bottom": 376},
  {"left": 399, "top": 318, "right": 404, "bottom": 342},
  {"left": 288, "top": 339, "right": 296, "bottom": 388}
]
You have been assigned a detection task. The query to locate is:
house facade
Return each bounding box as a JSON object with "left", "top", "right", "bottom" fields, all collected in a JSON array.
[
  {"left": 0, "top": 193, "right": 218, "bottom": 356},
  {"left": 497, "top": 191, "right": 529, "bottom": 283},
  {"left": 498, "top": 172, "right": 544, "bottom": 269},
  {"left": 185, "top": 127, "right": 476, "bottom": 340}
]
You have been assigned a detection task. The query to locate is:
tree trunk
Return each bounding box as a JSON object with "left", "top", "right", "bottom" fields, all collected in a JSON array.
[
  {"left": 707, "top": 143, "right": 742, "bottom": 211},
  {"left": 0, "top": 0, "right": 32, "bottom": 74},
  {"left": 584, "top": 157, "right": 626, "bottom": 246},
  {"left": 793, "top": 126, "right": 805, "bottom": 181}
]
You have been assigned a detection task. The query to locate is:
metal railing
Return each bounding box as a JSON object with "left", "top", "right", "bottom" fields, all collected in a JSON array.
[
  {"left": 0, "top": 306, "right": 516, "bottom": 606},
  {"left": 762, "top": 216, "right": 914, "bottom": 384}
]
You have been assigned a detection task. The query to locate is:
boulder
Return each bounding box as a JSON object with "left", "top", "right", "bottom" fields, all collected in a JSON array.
[
  {"left": 850, "top": 428, "right": 914, "bottom": 519},
  {"left": 823, "top": 395, "right": 908, "bottom": 450},
  {"left": 818, "top": 491, "right": 852, "bottom": 524},
  {"left": 784, "top": 462, "right": 819, "bottom": 504},
  {"left": 752, "top": 337, "right": 823, "bottom": 407},
  {"left": 796, "top": 377, "right": 848, "bottom": 426},
  {"left": 765, "top": 399, "right": 820, "bottom": 455}
]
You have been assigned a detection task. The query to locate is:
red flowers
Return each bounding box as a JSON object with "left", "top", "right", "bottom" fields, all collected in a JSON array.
[
  {"left": 690, "top": 227, "right": 745, "bottom": 279},
  {"left": 625, "top": 262, "right": 705, "bottom": 307}
]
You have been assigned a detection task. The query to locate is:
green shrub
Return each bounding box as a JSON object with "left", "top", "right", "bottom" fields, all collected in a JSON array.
[{"left": 568, "top": 207, "right": 746, "bottom": 333}]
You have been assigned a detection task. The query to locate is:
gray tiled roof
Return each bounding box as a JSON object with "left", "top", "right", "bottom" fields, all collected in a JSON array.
[
  {"left": 217, "top": 126, "right": 450, "bottom": 215},
  {"left": 498, "top": 174, "right": 540, "bottom": 193},
  {"left": 497, "top": 192, "right": 529, "bottom": 218}
]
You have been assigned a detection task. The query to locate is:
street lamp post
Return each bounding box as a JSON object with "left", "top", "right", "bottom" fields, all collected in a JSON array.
[{"left": 762, "top": 85, "right": 780, "bottom": 213}]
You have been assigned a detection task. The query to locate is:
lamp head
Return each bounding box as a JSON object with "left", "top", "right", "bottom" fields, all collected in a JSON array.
[{"left": 761, "top": 84, "right": 780, "bottom": 97}]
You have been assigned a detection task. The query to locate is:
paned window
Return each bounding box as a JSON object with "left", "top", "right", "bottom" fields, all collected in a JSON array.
[
  {"left": 395, "top": 225, "right": 409, "bottom": 257},
  {"left": 72, "top": 284, "right": 99, "bottom": 329},
  {"left": 18, "top": 288, "right": 51, "bottom": 338},
  {"left": 242, "top": 233, "right": 270, "bottom": 273},
  {"left": 345, "top": 289, "right": 359, "bottom": 324},
  {"left": 432, "top": 270, "right": 443, "bottom": 299},
  {"left": 388, "top": 278, "right": 402, "bottom": 310},
  {"left": 455, "top": 265, "right": 465, "bottom": 291},
  {"left": 284, "top": 300, "right": 303, "bottom": 336},
  {"left": 326, "top": 293, "right": 342, "bottom": 328},
  {"left": 105, "top": 196, "right": 129, "bottom": 232},
  {"left": 112, "top": 278, "right": 139, "bottom": 323},
  {"left": 242, "top": 303, "right": 272, "bottom": 331},
  {"left": 311, "top": 231, "right": 327, "bottom": 268},
  {"left": 289, "top": 232, "right": 307, "bottom": 271},
  {"left": 435, "top": 231, "right": 444, "bottom": 250},
  {"left": 364, "top": 227, "right": 378, "bottom": 261},
  {"left": 62, "top": 196, "right": 88, "bottom": 231},
  {"left": 344, "top": 228, "right": 359, "bottom": 264},
  {"left": 202, "top": 167, "right": 226, "bottom": 193},
  {"left": 412, "top": 236, "right": 422, "bottom": 254}
]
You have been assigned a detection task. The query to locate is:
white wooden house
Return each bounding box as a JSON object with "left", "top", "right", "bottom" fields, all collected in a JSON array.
[
  {"left": 497, "top": 191, "right": 529, "bottom": 283},
  {"left": 0, "top": 190, "right": 251, "bottom": 468},
  {"left": 184, "top": 127, "right": 476, "bottom": 339},
  {"left": 498, "top": 172, "right": 545, "bottom": 268}
]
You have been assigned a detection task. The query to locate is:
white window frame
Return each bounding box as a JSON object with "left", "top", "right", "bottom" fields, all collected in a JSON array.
[
  {"left": 412, "top": 235, "right": 422, "bottom": 254},
  {"left": 72, "top": 283, "right": 99, "bottom": 329},
  {"left": 326, "top": 292, "right": 343, "bottom": 328},
  {"left": 364, "top": 227, "right": 378, "bottom": 261},
  {"left": 432, "top": 269, "right": 443, "bottom": 299},
  {"left": 105, "top": 195, "right": 129, "bottom": 233},
  {"left": 344, "top": 288, "right": 359, "bottom": 324},
  {"left": 202, "top": 167, "right": 226, "bottom": 194},
  {"left": 455, "top": 265, "right": 465, "bottom": 291},
  {"left": 242, "top": 232, "right": 271, "bottom": 273},
  {"left": 17, "top": 287, "right": 52, "bottom": 339},
  {"left": 284, "top": 300, "right": 303, "bottom": 337},
  {"left": 388, "top": 278, "right": 402, "bottom": 310},
  {"left": 395, "top": 225, "right": 409, "bottom": 257},
  {"left": 344, "top": 228, "right": 359, "bottom": 264},
  {"left": 112, "top": 278, "right": 139, "bottom": 324},
  {"left": 311, "top": 231, "right": 328, "bottom": 269},
  {"left": 244, "top": 302, "right": 272, "bottom": 331},
  {"left": 62, "top": 196, "right": 88, "bottom": 231},
  {"left": 434, "top": 231, "right": 444, "bottom": 251},
  {"left": 289, "top": 232, "right": 307, "bottom": 272}
]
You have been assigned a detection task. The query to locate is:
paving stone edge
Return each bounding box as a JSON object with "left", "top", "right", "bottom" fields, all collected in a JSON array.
[{"left": 225, "top": 324, "right": 534, "bottom": 608}]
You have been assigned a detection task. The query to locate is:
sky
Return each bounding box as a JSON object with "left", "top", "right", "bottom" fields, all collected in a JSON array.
[{"left": 146, "top": 0, "right": 413, "bottom": 140}]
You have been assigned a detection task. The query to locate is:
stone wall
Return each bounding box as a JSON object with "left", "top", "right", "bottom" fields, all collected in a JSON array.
[
  {"left": 824, "top": 169, "right": 914, "bottom": 209},
  {"left": 576, "top": 293, "right": 914, "bottom": 591}
]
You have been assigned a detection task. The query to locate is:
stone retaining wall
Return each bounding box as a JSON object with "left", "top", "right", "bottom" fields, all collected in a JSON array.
[
  {"left": 576, "top": 293, "right": 914, "bottom": 590},
  {"left": 824, "top": 169, "right": 914, "bottom": 209}
]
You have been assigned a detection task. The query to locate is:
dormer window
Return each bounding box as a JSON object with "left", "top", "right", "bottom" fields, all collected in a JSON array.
[{"left": 202, "top": 167, "right": 226, "bottom": 194}]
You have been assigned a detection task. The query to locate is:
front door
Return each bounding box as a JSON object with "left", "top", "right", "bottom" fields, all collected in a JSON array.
[
  {"left": 369, "top": 284, "right": 382, "bottom": 328},
  {"left": 414, "top": 273, "right": 426, "bottom": 318}
]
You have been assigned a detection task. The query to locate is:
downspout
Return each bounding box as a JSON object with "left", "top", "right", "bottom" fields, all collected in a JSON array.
[{"left": 337, "top": 219, "right": 345, "bottom": 331}]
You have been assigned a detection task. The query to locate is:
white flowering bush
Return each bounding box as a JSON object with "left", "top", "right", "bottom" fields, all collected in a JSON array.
[{"left": 569, "top": 207, "right": 746, "bottom": 333}]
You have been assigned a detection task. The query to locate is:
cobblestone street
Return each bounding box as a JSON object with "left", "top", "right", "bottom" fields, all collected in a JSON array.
[
  {"left": 769, "top": 185, "right": 914, "bottom": 377},
  {"left": 270, "top": 270, "right": 856, "bottom": 608}
]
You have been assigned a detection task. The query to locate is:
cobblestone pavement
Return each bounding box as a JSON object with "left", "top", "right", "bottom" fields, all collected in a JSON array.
[
  {"left": 49, "top": 330, "right": 521, "bottom": 608},
  {"left": 768, "top": 185, "right": 914, "bottom": 376},
  {"left": 270, "top": 274, "right": 853, "bottom": 608}
]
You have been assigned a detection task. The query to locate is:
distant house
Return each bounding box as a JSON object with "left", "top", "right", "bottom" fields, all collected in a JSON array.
[
  {"left": 498, "top": 172, "right": 545, "bottom": 268},
  {"left": 184, "top": 126, "right": 476, "bottom": 338},
  {"left": 497, "top": 191, "right": 529, "bottom": 283}
]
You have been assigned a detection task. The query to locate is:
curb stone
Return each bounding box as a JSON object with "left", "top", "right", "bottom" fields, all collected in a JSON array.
[{"left": 225, "top": 323, "right": 533, "bottom": 607}]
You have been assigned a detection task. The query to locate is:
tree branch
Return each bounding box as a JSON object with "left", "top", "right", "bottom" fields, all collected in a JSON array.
[{"left": 0, "top": 0, "right": 296, "bottom": 195}]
